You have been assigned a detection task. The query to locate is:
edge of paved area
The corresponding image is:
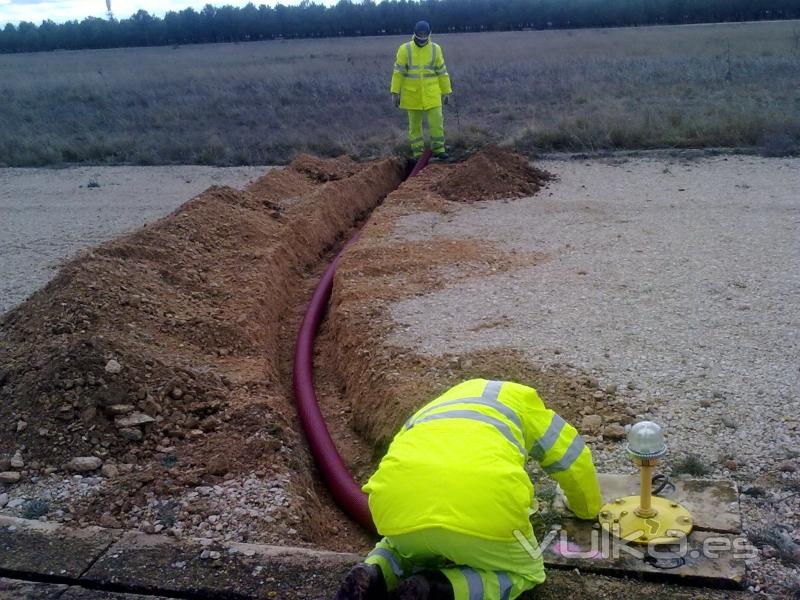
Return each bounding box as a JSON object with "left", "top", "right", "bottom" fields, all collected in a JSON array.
[
  {"left": 0, "top": 513, "right": 750, "bottom": 599},
  {"left": 0, "top": 515, "right": 357, "bottom": 599}
]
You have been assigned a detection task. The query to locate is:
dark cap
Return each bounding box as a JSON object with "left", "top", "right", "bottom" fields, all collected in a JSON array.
[{"left": 414, "top": 20, "right": 431, "bottom": 37}]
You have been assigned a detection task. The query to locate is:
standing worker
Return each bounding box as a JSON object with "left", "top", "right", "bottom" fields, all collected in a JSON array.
[
  {"left": 391, "top": 20, "right": 452, "bottom": 161},
  {"left": 333, "top": 379, "right": 602, "bottom": 600}
]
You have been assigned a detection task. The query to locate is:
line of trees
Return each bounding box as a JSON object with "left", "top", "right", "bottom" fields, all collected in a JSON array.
[{"left": 2, "top": 0, "right": 799, "bottom": 53}]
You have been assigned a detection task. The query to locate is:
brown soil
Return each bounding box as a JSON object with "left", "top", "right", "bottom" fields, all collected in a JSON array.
[
  {"left": 0, "top": 146, "right": 631, "bottom": 561},
  {"left": 291, "top": 153, "right": 362, "bottom": 182},
  {"left": 0, "top": 154, "right": 403, "bottom": 551},
  {"left": 434, "top": 144, "right": 554, "bottom": 203}
]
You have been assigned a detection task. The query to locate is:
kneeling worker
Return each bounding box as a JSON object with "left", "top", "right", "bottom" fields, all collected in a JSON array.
[
  {"left": 391, "top": 20, "right": 452, "bottom": 161},
  {"left": 334, "top": 378, "right": 602, "bottom": 600}
]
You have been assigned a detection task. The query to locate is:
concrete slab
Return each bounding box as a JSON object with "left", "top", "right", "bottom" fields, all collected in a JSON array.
[
  {"left": 519, "top": 570, "right": 750, "bottom": 600},
  {"left": 541, "top": 522, "right": 747, "bottom": 589},
  {"left": 595, "top": 474, "right": 741, "bottom": 534},
  {"left": 83, "top": 531, "right": 359, "bottom": 599},
  {"left": 0, "top": 516, "right": 121, "bottom": 580},
  {"left": 0, "top": 580, "right": 171, "bottom": 600},
  {"left": 0, "top": 577, "right": 68, "bottom": 600},
  {"left": 544, "top": 475, "right": 746, "bottom": 588}
]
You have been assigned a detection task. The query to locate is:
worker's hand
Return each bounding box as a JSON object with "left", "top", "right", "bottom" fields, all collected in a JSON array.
[
  {"left": 442, "top": 94, "right": 450, "bottom": 105},
  {"left": 556, "top": 484, "right": 572, "bottom": 512},
  {"left": 392, "top": 93, "right": 400, "bottom": 108}
]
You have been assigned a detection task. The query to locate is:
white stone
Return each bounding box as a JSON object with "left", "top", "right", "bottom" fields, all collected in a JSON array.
[
  {"left": 104, "top": 359, "right": 122, "bottom": 374},
  {"left": 10, "top": 451, "right": 23, "bottom": 469},
  {"left": 115, "top": 413, "right": 155, "bottom": 428}
]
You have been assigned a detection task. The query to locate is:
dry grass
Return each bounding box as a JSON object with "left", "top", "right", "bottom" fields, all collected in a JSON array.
[{"left": 1, "top": 20, "right": 799, "bottom": 166}]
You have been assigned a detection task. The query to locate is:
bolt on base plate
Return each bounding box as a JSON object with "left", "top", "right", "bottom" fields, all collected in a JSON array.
[{"left": 598, "top": 496, "right": 693, "bottom": 544}]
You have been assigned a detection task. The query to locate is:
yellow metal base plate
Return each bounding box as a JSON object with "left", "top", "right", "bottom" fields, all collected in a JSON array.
[{"left": 598, "top": 496, "right": 693, "bottom": 544}]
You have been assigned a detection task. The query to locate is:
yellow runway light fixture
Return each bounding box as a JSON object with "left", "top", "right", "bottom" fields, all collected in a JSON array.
[{"left": 598, "top": 421, "right": 693, "bottom": 544}]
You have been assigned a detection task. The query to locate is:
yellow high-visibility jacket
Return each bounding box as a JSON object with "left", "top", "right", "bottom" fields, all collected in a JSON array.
[
  {"left": 390, "top": 37, "right": 452, "bottom": 111},
  {"left": 363, "top": 379, "right": 602, "bottom": 541}
]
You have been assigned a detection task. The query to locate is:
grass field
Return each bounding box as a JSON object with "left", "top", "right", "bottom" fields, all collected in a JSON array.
[{"left": 1, "top": 20, "right": 799, "bottom": 166}]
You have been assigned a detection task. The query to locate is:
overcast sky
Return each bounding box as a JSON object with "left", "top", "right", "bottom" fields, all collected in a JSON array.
[{"left": 1, "top": 0, "right": 316, "bottom": 26}]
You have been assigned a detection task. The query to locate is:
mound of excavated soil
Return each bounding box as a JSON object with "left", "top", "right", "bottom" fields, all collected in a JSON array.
[
  {"left": 291, "top": 153, "right": 361, "bottom": 182},
  {"left": 434, "top": 145, "right": 553, "bottom": 203},
  {"left": 0, "top": 154, "right": 403, "bottom": 549}
]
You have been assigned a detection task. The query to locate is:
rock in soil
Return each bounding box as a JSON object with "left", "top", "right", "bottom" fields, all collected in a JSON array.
[
  {"left": 10, "top": 451, "right": 24, "bottom": 469},
  {"left": 66, "top": 457, "right": 103, "bottom": 472},
  {"left": 0, "top": 471, "right": 21, "bottom": 484}
]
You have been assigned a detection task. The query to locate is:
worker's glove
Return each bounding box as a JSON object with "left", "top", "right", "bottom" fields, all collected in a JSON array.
[
  {"left": 392, "top": 93, "right": 400, "bottom": 108},
  {"left": 556, "top": 484, "right": 572, "bottom": 513},
  {"left": 442, "top": 95, "right": 450, "bottom": 105}
]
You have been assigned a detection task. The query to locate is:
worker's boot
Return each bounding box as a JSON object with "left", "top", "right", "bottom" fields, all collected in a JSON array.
[
  {"left": 389, "top": 571, "right": 453, "bottom": 600},
  {"left": 333, "top": 563, "right": 386, "bottom": 600}
]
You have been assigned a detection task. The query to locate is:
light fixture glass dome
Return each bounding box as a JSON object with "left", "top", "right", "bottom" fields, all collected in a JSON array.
[{"left": 626, "top": 421, "right": 667, "bottom": 459}]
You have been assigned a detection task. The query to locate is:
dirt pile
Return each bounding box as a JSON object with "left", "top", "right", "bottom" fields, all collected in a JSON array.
[
  {"left": 291, "top": 153, "right": 362, "bottom": 182},
  {"left": 325, "top": 148, "right": 633, "bottom": 455},
  {"left": 242, "top": 153, "right": 359, "bottom": 206},
  {"left": 0, "top": 154, "right": 404, "bottom": 548},
  {"left": 434, "top": 145, "right": 553, "bottom": 203}
]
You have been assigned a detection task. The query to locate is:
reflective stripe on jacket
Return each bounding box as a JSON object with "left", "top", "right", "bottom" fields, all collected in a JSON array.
[
  {"left": 363, "top": 379, "right": 602, "bottom": 541},
  {"left": 390, "top": 38, "right": 452, "bottom": 110}
]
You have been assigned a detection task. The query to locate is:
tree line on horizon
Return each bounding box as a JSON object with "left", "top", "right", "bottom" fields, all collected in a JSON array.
[{"left": 1, "top": 0, "right": 799, "bottom": 53}]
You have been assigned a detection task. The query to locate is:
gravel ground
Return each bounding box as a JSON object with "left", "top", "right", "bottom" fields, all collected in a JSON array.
[
  {"left": 1, "top": 156, "right": 798, "bottom": 595},
  {"left": 0, "top": 467, "right": 300, "bottom": 544},
  {"left": 0, "top": 165, "right": 267, "bottom": 315},
  {"left": 387, "top": 155, "right": 800, "bottom": 595}
]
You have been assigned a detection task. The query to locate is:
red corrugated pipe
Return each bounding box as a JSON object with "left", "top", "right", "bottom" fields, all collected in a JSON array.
[{"left": 292, "top": 149, "right": 432, "bottom": 533}]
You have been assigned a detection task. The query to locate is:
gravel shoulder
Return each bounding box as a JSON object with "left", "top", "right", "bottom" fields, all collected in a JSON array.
[
  {"left": 0, "top": 165, "right": 267, "bottom": 315},
  {"left": 385, "top": 155, "right": 800, "bottom": 595}
]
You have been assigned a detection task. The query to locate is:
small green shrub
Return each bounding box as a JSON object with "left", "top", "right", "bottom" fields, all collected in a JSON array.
[
  {"left": 159, "top": 452, "right": 178, "bottom": 468},
  {"left": 671, "top": 453, "right": 711, "bottom": 477},
  {"left": 21, "top": 498, "right": 50, "bottom": 519},
  {"left": 156, "top": 501, "right": 178, "bottom": 527}
]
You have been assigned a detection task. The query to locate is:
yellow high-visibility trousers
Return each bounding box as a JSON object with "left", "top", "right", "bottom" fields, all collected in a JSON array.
[
  {"left": 364, "top": 527, "right": 545, "bottom": 600},
  {"left": 407, "top": 107, "right": 446, "bottom": 158}
]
